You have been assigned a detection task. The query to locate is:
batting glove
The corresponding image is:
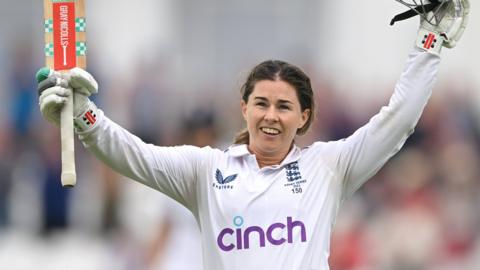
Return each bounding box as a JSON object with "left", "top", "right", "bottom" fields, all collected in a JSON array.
[
  {"left": 37, "top": 67, "right": 100, "bottom": 132},
  {"left": 391, "top": 0, "right": 470, "bottom": 55},
  {"left": 417, "top": 0, "right": 470, "bottom": 54}
]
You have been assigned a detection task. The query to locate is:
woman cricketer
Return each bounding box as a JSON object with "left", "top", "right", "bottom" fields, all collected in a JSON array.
[{"left": 36, "top": 2, "right": 469, "bottom": 269}]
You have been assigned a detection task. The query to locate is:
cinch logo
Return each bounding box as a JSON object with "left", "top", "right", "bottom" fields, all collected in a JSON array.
[{"left": 216, "top": 216, "right": 307, "bottom": 252}]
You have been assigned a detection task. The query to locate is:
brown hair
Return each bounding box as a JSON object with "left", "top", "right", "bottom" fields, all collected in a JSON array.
[{"left": 233, "top": 60, "right": 315, "bottom": 145}]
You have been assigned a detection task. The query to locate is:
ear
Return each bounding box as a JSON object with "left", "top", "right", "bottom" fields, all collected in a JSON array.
[
  {"left": 299, "top": 109, "right": 311, "bottom": 129},
  {"left": 241, "top": 100, "right": 248, "bottom": 121}
]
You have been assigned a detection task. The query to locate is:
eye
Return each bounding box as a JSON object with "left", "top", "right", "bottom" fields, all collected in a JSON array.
[
  {"left": 279, "top": 104, "right": 292, "bottom": 110},
  {"left": 255, "top": 101, "right": 267, "bottom": 107}
]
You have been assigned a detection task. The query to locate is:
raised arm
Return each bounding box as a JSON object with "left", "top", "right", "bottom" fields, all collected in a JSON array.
[
  {"left": 37, "top": 68, "right": 203, "bottom": 211},
  {"left": 331, "top": 0, "right": 470, "bottom": 199},
  {"left": 78, "top": 113, "right": 203, "bottom": 210},
  {"left": 335, "top": 48, "right": 438, "bottom": 198}
]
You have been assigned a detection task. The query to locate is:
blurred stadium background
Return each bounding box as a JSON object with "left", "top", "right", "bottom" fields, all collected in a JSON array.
[{"left": 0, "top": 0, "right": 480, "bottom": 269}]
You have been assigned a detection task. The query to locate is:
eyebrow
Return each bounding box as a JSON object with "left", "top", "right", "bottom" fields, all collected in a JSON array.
[{"left": 253, "top": 96, "right": 294, "bottom": 104}]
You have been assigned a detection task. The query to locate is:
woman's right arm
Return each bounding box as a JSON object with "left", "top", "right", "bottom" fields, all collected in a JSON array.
[
  {"left": 37, "top": 68, "right": 204, "bottom": 211},
  {"left": 78, "top": 110, "right": 203, "bottom": 210}
]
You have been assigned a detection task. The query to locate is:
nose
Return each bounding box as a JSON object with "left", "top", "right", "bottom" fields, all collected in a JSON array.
[{"left": 264, "top": 105, "right": 279, "bottom": 122}]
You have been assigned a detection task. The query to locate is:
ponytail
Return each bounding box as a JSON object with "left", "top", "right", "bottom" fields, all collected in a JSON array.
[{"left": 233, "top": 128, "right": 249, "bottom": 145}]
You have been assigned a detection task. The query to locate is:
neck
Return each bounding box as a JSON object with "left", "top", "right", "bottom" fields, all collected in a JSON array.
[{"left": 249, "top": 144, "right": 293, "bottom": 168}]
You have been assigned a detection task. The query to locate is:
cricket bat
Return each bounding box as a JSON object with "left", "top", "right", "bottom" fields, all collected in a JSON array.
[{"left": 42, "top": 0, "right": 87, "bottom": 187}]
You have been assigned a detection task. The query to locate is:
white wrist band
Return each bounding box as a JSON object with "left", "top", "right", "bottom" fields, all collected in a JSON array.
[
  {"left": 416, "top": 29, "right": 444, "bottom": 55},
  {"left": 73, "top": 101, "right": 99, "bottom": 133}
]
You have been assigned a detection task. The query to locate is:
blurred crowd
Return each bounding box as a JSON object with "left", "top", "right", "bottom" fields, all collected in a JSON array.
[
  {"left": 327, "top": 84, "right": 480, "bottom": 269},
  {"left": 1, "top": 39, "right": 480, "bottom": 270}
]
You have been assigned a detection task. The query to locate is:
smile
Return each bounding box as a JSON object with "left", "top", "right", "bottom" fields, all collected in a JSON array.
[{"left": 261, "top": 127, "right": 280, "bottom": 135}]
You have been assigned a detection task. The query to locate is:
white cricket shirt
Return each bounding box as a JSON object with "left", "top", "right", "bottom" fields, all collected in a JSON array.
[{"left": 79, "top": 48, "right": 440, "bottom": 270}]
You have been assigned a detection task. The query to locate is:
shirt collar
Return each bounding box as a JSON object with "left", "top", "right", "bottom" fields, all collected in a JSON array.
[
  {"left": 225, "top": 144, "right": 250, "bottom": 157},
  {"left": 226, "top": 144, "right": 302, "bottom": 167}
]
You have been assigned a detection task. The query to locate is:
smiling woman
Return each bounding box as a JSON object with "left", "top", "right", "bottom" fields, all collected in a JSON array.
[
  {"left": 35, "top": 1, "right": 470, "bottom": 269},
  {"left": 240, "top": 78, "right": 311, "bottom": 168},
  {"left": 234, "top": 60, "right": 315, "bottom": 144}
]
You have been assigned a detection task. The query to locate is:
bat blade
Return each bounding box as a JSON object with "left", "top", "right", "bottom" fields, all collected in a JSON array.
[
  {"left": 44, "top": 0, "right": 87, "bottom": 70},
  {"left": 43, "top": 0, "right": 87, "bottom": 187}
]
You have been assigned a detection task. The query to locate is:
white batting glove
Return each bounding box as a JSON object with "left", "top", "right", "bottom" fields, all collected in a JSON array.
[
  {"left": 417, "top": 0, "right": 470, "bottom": 54},
  {"left": 37, "top": 67, "right": 100, "bottom": 132}
]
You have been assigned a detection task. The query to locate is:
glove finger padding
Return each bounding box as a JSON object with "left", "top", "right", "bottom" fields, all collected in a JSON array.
[
  {"left": 39, "top": 86, "right": 71, "bottom": 127},
  {"left": 69, "top": 67, "right": 98, "bottom": 96},
  {"left": 443, "top": 0, "right": 470, "bottom": 48},
  {"left": 36, "top": 67, "right": 100, "bottom": 132},
  {"left": 419, "top": 0, "right": 470, "bottom": 51}
]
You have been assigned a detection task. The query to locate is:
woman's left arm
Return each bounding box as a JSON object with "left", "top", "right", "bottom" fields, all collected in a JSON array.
[
  {"left": 335, "top": 0, "right": 469, "bottom": 199},
  {"left": 337, "top": 48, "right": 439, "bottom": 199}
]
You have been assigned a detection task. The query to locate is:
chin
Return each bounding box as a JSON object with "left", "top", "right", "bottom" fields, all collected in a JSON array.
[{"left": 258, "top": 142, "right": 284, "bottom": 154}]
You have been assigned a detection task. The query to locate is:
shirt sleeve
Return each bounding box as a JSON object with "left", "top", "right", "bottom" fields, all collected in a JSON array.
[
  {"left": 330, "top": 48, "right": 441, "bottom": 200},
  {"left": 77, "top": 114, "right": 206, "bottom": 212}
]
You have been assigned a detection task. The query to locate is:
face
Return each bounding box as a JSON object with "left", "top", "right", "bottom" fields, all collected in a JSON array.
[{"left": 241, "top": 80, "right": 310, "bottom": 158}]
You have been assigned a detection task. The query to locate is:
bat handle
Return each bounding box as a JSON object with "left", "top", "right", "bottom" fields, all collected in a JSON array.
[{"left": 60, "top": 88, "right": 76, "bottom": 187}]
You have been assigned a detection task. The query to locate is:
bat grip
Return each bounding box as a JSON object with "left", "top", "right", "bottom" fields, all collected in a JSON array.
[{"left": 60, "top": 88, "right": 76, "bottom": 187}]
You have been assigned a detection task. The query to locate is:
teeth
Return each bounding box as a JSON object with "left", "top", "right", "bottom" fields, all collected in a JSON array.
[{"left": 261, "top": 127, "right": 280, "bottom": 135}]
